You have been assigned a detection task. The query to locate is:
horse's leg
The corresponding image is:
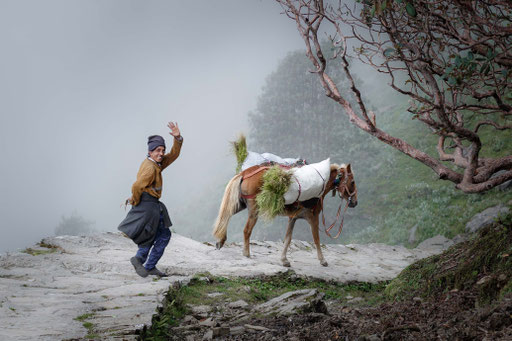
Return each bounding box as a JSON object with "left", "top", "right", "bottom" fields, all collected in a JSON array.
[
  {"left": 281, "top": 217, "right": 297, "bottom": 267},
  {"left": 308, "top": 212, "right": 328, "bottom": 267},
  {"left": 243, "top": 199, "right": 258, "bottom": 258}
]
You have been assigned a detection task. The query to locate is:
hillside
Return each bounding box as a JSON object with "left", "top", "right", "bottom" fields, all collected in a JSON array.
[{"left": 143, "top": 209, "right": 512, "bottom": 340}]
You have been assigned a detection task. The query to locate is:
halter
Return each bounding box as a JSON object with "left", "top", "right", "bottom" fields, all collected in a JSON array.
[{"left": 321, "top": 169, "right": 357, "bottom": 239}]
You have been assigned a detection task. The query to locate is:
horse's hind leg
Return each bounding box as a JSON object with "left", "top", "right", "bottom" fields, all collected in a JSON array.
[
  {"left": 308, "top": 213, "right": 328, "bottom": 267},
  {"left": 243, "top": 199, "right": 258, "bottom": 258},
  {"left": 281, "top": 217, "right": 297, "bottom": 267}
]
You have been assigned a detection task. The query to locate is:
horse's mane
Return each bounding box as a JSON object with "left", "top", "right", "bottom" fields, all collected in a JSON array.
[{"left": 330, "top": 163, "right": 345, "bottom": 171}]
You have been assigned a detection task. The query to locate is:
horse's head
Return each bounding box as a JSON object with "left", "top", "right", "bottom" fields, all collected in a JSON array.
[{"left": 332, "top": 164, "right": 358, "bottom": 208}]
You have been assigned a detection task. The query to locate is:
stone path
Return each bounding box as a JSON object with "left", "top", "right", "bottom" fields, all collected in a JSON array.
[{"left": 0, "top": 232, "right": 452, "bottom": 340}]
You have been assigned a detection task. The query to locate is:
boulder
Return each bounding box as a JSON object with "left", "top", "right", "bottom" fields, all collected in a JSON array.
[
  {"left": 465, "top": 205, "right": 509, "bottom": 234},
  {"left": 227, "top": 300, "right": 249, "bottom": 309},
  {"left": 416, "top": 235, "right": 454, "bottom": 251},
  {"left": 256, "top": 289, "right": 328, "bottom": 316}
]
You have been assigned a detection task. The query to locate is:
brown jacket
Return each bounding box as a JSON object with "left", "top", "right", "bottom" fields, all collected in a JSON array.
[{"left": 131, "top": 137, "right": 183, "bottom": 206}]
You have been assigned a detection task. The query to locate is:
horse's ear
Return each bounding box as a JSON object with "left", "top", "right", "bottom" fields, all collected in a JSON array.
[{"left": 346, "top": 163, "right": 352, "bottom": 174}]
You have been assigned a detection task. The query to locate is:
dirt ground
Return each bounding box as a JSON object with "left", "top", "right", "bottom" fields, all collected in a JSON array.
[{"left": 224, "top": 292, "right": 512, "bottom": 341}]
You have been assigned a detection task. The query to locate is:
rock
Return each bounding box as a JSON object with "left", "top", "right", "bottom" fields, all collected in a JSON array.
[
  {"left": 348, "top": 297, "right": 364, "bottom": 304},
  {"left": 182, "top": 315, "right": 199, "bottom": 325},
  {"left": 207, "top": 292, "right": 224, "bottom": 298},
  {"left": 408, "top": 224, "right": 418, "bottom": 244},
  {"left": 212, "top": 326, "right": 230, "bottom": 337},
  {"left": 256, "top": 289, "right": 328, "bottom": 316},
  {"left": 198, "top": 317, "right": 216, "bottom": 327},
  {"left": 227, "top": 299, "right": 249, "bottom": 309},
  {"left": 185, "top": 335, "right": 195, "bottom": 341},
  {"left": 465, "top": 205, "right": 510, "bottom": 234},
  {"left": 189, "top": 305, "right": 213, "bottom": 318},
  {"left": 416, "top": 235, "right": 454, "bottom": 251},
  {"left": 230, "top": 326, "right": 245, "bottom": 335},
  {"left": 477, "top": 276, "right": 492, "bottom": 286},
  {"left": 202, "top": 329, "right": 213, "bottom": 340},
  {"left": 244, "top": 324, "right": 272, "bottom": 332}
]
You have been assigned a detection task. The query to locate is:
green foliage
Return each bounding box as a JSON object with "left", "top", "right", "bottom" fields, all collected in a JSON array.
[
  {"left": 231, "top": 134, "right": 248, "bottom": 173},
  {"left": 386, "top": 211, "right": 512, "bottom": 304},
  {"left": 256, "top": 166, "right": 292, "bottom": 220},
  {"left": 140, "top": 283, "right": 189, "bottom": 340},
  {"left": 55, "top": 212, "right": 96, "bottom": 236}
]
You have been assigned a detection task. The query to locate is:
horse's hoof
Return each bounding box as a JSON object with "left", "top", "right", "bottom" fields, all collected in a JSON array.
[
  {"left": 216, "top": 242, "right": 223, "bottom": 250},
  {"left": 321, "top": 260, "right": 328, "bottom": 267},
  {"left": 282, "top": 260, "right": 291, "bottom": 267}
]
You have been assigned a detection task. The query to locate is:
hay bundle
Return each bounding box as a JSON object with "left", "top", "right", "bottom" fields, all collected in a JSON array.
[
  {"left": 231, "top": 134, "right": 248, "bottom": 173},
  {"left": 256, "top": 165, "right": 292, "bottom": 220}
]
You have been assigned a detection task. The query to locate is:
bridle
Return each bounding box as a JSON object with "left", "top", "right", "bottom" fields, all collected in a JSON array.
[
  {"left": 321, "top": 169, "right": 357, "bottom": 239},
  {"left": 336, "top": 172, "right": 357, "bottom": 204}
]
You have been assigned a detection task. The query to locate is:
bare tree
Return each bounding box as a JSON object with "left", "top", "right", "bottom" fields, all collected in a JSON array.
[{"left": 276, "top": 0, "right": 512, "bottom": 193}]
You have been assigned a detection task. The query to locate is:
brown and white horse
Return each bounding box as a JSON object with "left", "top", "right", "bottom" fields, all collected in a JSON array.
[{"left": 212, "top": 163, "right": 357, "bottom": 267}]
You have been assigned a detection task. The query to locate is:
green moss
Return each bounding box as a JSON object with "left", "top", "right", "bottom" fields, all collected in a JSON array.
[
  {"left": 22, "top": 248, "right": 58, "bottom": 256},
  {"left": 256, "top": 165, "right": 292, "bottom": 220},
  {"left": 386, "top": 211, "right": 512, "bottom": 304},
  {"left": 231, "top": 134, "right": 248, "bottom": 173},
  {"left": 22, "top": 241, "right": 61, "bottom": 256},
  {"left": 82, "top": 322, "right": 94, "bottom": 329},
  {"left": 74, "top": 313, "right": 95, "bottom": 321}
]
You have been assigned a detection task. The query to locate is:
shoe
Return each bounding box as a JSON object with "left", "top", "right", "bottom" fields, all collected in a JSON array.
[
  {"left": 130, "top": 257, "right": 148, "bottom": 278},
  {"left": 147, "top": 267, "right": 168, "bottom": 277}
]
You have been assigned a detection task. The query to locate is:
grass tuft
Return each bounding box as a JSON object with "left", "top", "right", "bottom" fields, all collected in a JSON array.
[
  {"left": 256, "top": 166, "right": 292, "bottom": 220},
  {"left": 231, "top": 133, "right": 248, "bottom": 173}
]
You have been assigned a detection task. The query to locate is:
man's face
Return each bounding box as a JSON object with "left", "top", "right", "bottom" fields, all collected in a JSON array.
[{"left": 149, "top": 146, "right": 165, "bottom": 163}]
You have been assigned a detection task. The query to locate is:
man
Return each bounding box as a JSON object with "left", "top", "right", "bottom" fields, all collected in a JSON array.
[{"left": 118, "top": 122, "right": 183, "bottom": 277}]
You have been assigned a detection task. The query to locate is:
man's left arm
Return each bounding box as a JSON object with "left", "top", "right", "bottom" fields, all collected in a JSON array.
[
  {"left": 161, "top": 121, "right": 183, "bottom": 170},
  {"left": 161, "top": 136, "right": 183, "bottom": 169}
]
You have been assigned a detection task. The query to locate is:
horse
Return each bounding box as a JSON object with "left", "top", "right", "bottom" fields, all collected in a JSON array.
[{"left": 212, "top": 163, "right": 358, "bottom": 267}]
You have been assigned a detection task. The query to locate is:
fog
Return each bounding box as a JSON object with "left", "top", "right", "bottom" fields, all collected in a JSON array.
[{"left": 0, "top": 0, "right": 307, "bottom": 253}]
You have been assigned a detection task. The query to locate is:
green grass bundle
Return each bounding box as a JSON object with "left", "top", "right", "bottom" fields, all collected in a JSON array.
[
  {"left": 231, "top": 134, "right": 248, "bottom": 173},
  {"left": 256, "top": 166, "right": 292, "bottom": 220}
]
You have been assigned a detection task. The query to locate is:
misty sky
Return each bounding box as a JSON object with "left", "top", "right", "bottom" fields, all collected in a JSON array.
[{"left": 0, "top": 0, "right": 307, "bottom": 253}]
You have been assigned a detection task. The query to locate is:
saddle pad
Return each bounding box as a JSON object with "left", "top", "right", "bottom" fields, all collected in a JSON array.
[
  {"left": 241, "top": 151, "right": 300, "bottom": 171},
  {"left": 283, "top": 158, "right": 331, "bottom": 204}
]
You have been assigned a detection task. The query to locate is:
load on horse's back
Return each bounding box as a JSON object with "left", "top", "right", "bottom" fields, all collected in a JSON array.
[{"left": 212, "top": 135, "right": 358, "bottom": 267}]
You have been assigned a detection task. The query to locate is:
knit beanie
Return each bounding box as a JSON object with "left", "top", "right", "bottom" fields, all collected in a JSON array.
[{"left": 148, "top": 135, "right": 166, "bottom": 151}]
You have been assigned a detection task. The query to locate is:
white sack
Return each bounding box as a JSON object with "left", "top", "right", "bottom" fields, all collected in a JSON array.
[
  {"left": 283, "top": 158, "right": 331, "bottom": 204},
  {"left": 241, "top": 151, "right": 300, "bottom": 171}
]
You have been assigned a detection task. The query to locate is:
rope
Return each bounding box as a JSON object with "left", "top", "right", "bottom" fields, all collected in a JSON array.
[{"left": 320, "top": 196, "right": 349, "bottom": 239}]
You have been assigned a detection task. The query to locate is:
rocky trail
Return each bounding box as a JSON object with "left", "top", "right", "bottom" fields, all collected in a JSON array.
[{"left": 0, "top": 232, "right": 456, "bottom": 340}]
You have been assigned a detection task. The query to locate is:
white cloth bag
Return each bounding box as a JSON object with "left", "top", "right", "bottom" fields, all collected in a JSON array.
[{"left": 283, "top": 158, "right": 331, "bottom": 204}]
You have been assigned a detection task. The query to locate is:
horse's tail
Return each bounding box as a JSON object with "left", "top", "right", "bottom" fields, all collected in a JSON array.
[{"left": 212, "top": 173, "right": 243, "bottom": 243}]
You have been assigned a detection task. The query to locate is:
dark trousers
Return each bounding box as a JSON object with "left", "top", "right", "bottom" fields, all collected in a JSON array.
[{"left": 135, "top": 212, "right": 171, "bottom": 270}]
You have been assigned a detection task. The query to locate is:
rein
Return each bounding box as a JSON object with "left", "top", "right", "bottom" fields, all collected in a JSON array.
[
  {"left": 320, "top": 196, "right": 348, "bottom": 239},
  {"left": 320, "top": 173, "right": 357, "bottom": 239}
]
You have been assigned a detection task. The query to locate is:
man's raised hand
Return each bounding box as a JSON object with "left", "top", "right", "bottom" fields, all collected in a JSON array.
[{"left": 168, "top": 122, "right": 181, "bottom": 138}]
